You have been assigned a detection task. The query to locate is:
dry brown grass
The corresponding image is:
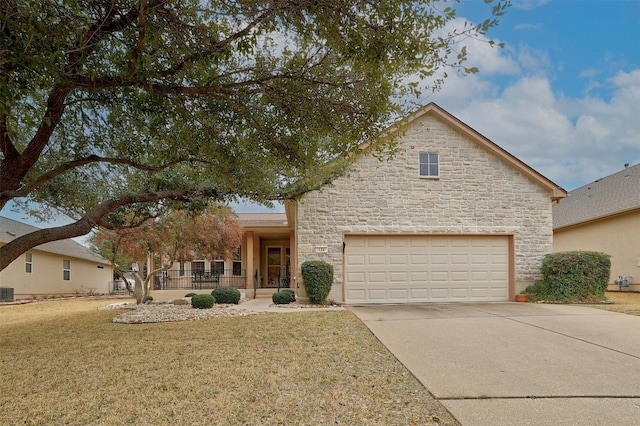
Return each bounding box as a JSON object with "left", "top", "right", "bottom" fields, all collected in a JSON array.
[
  {"left": 0, "top": 299, "right": 457, "bottom": 425},
  {"left": 590, "top": 291, "right": 640, "bottom": 316}
]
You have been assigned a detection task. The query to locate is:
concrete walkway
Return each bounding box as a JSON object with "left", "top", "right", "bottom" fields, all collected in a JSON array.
[
  {"left": 230, "top": 296, "right": 345, "bottom": 313},
  {"left": 349, "top": 302, "right": 640, "bottom": 426}
]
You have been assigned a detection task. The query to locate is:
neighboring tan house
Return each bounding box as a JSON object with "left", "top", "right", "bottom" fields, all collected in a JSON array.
[
  {"left": 0, "top": 216, "right": 113, "bottom": 299},
  {"left": 164, "top": 103, "right": 566, "bottom": 304},
  {"left": 553, "top": 163, "right": 640, "bottom": 291}
]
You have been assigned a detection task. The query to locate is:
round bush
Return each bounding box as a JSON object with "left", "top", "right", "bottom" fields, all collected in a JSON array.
[
  {"left": 191, "top": 294, "right": 215, "bottom": 309},
  {"left": 144, "top": 295, "right": 153, "bottom": 303},
  {"left": 185, "top": 293, "right": 197, "bottom": 298},
  {"left": 212, "top": 287, "right": 241, "bottom": 304},
  {"left": 281, "top": 289, "right": 296, "bottom": 302},
  {"left": 272, "top": 291, "right": 293, "bottom": 305},
  {"left": 301, "top": 261, "right": 333, "bottom": 304}
]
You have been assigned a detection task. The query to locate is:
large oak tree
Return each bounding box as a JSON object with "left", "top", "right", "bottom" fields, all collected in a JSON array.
[{"left": 0, "top": 0, "right": 508, "bottom": 270}]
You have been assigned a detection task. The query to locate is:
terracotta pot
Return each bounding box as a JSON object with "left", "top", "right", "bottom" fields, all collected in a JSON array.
[{"left": 516, "top": 294, "right": 527, "bottom": 302}]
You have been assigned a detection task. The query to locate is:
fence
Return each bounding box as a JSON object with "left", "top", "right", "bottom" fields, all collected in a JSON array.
[{"left": 153, "top": 269, "right": 247, "bottom": 290}]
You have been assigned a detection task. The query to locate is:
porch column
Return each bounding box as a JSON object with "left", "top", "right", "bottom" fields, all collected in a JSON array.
[
  {"left": 289, "top": 229, "right": 296, "bottom": 289},
  {"left": 245, "top": 231, "right": 254, "bottom": 290}
]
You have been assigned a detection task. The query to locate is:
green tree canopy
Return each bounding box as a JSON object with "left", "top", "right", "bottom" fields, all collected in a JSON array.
[{"left": 0, "top": 0, "right": 508, "bottom": 270}]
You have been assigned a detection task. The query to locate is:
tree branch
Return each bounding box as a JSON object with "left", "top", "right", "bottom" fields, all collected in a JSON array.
[
  {"left": 0, "top": 111, "right": 19, "bottom": 160},
  {"left": 1, "top": 155, "right": 195, "bottom": 201},
  {"left": 0, "top": 187, "right": 220, "bottom": 270}
]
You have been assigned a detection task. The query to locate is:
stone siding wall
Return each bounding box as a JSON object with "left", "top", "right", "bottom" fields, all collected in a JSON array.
[{"left": 296, "top": 113, "right": 553, "bottom": 301}]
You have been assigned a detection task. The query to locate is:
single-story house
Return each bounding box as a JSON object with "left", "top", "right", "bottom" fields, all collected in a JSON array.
[
  {"left": 158, "top": 103, "right": 567, "bottom": 304},
  {"left": 553, "top": 163, "right": 640, "bottom": 291},
  {"left": 0, "top": 216, "right": 113, "bottom": 300}
]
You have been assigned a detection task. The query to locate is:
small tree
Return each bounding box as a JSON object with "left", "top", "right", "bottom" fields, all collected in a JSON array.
[
  {"left": 301, "top": 261, "right": 334, "bottom": 304},
  {"left": 91, "top": 204, "right": 242, "bottom": 304}
]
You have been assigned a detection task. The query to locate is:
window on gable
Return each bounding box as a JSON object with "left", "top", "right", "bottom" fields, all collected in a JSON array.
[
  {"left": 63, "top": 259, "right": 71, "bottom": 281},
  {"left": 419, "top": 152, "right": 439, "bottom": 178},
  {"left": 25, "top": 253, "right": 33, "bottom": 273}
]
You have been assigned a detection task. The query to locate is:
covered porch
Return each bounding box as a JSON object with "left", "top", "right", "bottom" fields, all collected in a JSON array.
[
  {"left": 148, "top": 208, "right": 296, "bottom": 299},
  {"left": 239, "top": 211, "right": 295, "bottom": 294}
]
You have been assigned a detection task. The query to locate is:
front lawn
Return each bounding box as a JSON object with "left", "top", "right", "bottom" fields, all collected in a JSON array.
[
  {"left": 590, "top": 291, "right": 640, "bottom": 316},
  {"left": 0, "top": 299, "right": 457, "bottom": 425}
]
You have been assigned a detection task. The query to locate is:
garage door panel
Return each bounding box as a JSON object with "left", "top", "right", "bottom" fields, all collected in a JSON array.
[
  {"left": 410, "top": 288, "right": 429, "bottom": 299},
  {"left": 347, "top": 271, "right": 365, "bottom": 283},
  {"left": 389, "top": 254, "right": 408, "bottom": 264},
  {"left": 431, "top": 254, "right": 449, "bottom": 264},
  {"left": 451, "top": 254, "right": 470, "bottom": 264},
  {"left": 345, "top": 235, "right": 509, "bottom": 304},
  {"left": 368, "top": 254, "right": 386, "bottom": 264},
  {"left": 367, "top": 238, "right": 386, "bottom": 248},
  {"left": 389, "top": 272, "right": 408, "bottom": 282},
  {"left": 431, "top": 288, "right": 450, "bottom": 299},
  {"left": 368, "top": 272, "right": 387, "bottom": 283},
  {"left": 368, "top": 289, "right": 388, "bottom": 300},
  {"left": 347, "top": 254, "right": 365, "bottom": 265},
  {"left": 389, "top": 289, "right": 408, "bottom": 300},
  {"left": 471, "top": 254, "right": 489, "bottom": 264},
  {"left": 346, "top": 288, "right": 366, "bottom": 300}
]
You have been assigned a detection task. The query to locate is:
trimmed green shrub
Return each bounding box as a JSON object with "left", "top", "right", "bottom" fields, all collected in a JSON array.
[
  {"left": 301, "top": 260, "right": 333, "bottom": 304},
  {"left": 144, "top": 295, "right": 153, "bottom": 303},
  {"left": 272, "top": 291, "right": 293, "bottom": 305},
  {"left": 191, "top": 294, "right": 215, "bottom": 309},
  {"left": 536, "top": 251, "right": 611, "bottom": 301},
  {"left": 281, "top": 289, "right": 296, "bottom": 302},
  {"left": 185, "top": 293, "right": 197, "bottom": 298},
  {"left": 212, "top": 287, "right": 241, "bottom": 304}
]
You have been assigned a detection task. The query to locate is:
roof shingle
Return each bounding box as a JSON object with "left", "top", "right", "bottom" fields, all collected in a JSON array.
[
  {"left": 553, "top": 163, "right": 640, "bottom": 229},
  {"left": 0, "top": 216, "right": 110, "bottom": 264}
]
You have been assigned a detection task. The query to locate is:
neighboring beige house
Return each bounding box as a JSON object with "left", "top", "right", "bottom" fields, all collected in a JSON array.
[
  {"left": 165, "top": 103, "right": 565, "bottom": 304},
  {"left": 553, "top": 163, "right": 640, "bottom": 291},
  {"left": 0, "top": 216, "right": 113, "bottom": 300}
]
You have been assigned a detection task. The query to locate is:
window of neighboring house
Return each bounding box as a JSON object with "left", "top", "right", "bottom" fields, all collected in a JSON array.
[
  {"left": 25, "top": 253, "right": 33, "bottom": 273},
  {"left": 213, "top": 257, "right": 225, "bottom": 276},
  {"left": 192, "top": 260, "right": 205, "bottom": 275},
  {"left": 419, "top": 152, "right": 439, "bottom": 178},
  {"left": 63, "top": 259, "right": 71, "bottom": 281},
  {"left": 179, "top": 261, "right": 185, "bottom": 277},
  {"left": 232, "top": 247, "right": 242, "bottom": 276}
]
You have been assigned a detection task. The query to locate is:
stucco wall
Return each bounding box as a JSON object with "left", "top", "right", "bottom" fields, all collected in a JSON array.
[
  {"left": 0, "top": 248, "right": 112, "bottom": 298},
  {"left": 296, "top": 113, "right": 554, "bottom": 302},
  {"left": 554, "top": 210, "right": 640, "bottom": 290}
]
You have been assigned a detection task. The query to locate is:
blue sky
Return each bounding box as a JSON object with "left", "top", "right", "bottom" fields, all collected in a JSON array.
[
  {"left": 3, "top": 0, "right": 639, "bottom": 224},
  {"left": 424, "top": 0, "right": 640, "bottom": 190}
]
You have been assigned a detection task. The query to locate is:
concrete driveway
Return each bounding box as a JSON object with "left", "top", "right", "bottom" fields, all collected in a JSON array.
[{"left": 348, "top": 303, "right": 640, "bottom": 426}]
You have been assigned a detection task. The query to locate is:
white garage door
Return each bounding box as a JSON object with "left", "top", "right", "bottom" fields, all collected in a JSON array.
[{"left": 344, "top": 235, "right": 509, "bottom": 304}]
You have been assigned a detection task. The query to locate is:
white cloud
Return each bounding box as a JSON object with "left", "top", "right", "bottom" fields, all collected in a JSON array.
[
  {"left": 511, "top": 0, "right": 550, "bottom": 11},
  {"left": 428, "top": 33, "right": 640, "bottom": 190}
]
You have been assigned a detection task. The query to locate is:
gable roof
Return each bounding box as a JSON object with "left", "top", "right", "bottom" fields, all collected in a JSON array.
[
  {"left": 553, "top": 163, "right": 640, "bottom": 230},
  {"left": 364, "top": 102, "right": 567, "bottom": 201},
  {"left": 236, "top": 213, "right": 288, "bottom": 228},
  {"left": 0, "top": 216, "right": 110, "bottom": 264}
]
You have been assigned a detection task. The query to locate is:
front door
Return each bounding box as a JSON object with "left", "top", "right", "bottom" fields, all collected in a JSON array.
[{"left": 266, "top": 247, "right": 281, "bottom": 287}]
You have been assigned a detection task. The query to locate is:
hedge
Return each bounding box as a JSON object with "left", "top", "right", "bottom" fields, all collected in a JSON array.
[
  {"left": 301, "top": 260, "right": 333, "bottom": 304},
  {"left": 529, "top": 251, "right": 611, "bottom": 301}
]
